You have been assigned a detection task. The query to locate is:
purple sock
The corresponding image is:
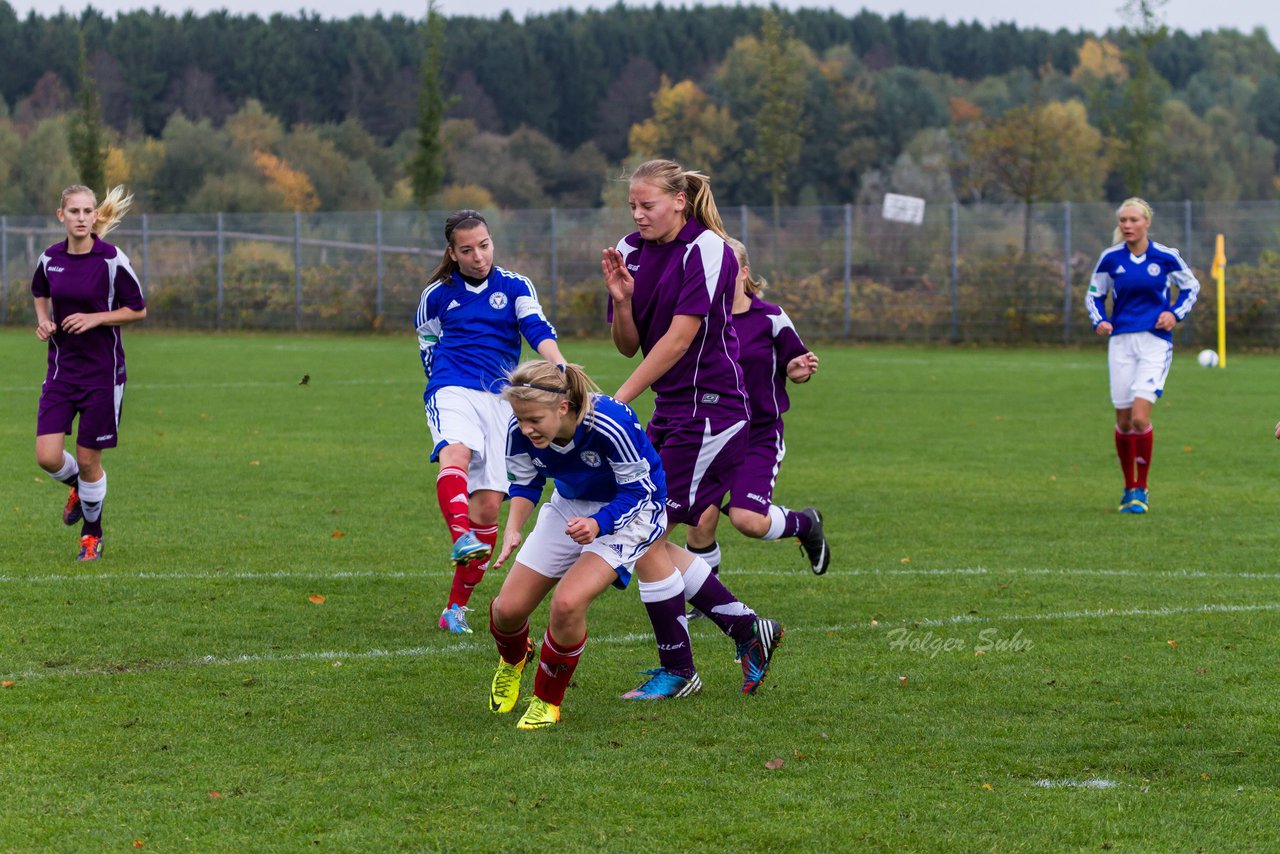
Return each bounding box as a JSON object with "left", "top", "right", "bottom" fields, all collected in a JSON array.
[
  {"left": 779, "top": 508, "right": 811, "bottom": 539},
  {"left": 685, "top": 561, "right": 756, "bottom": 645},
  {"left": 639, "top": 572, "right": 695, "bottom": 677}
]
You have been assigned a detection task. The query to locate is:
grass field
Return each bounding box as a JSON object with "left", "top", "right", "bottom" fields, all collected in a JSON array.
[{"left": 2, "top": 329, "right": 1278, "bottom": 851}]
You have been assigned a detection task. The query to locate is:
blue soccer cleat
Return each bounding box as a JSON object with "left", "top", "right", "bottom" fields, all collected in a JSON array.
[
  {"left": 450, "top": 531, "right": 491, "bottom": 565},
  {"left": 1117, "top": 488, "right": 1136, "bottom": 511},
  {"left": 621, "top": 667, "right": 702, "bottom": 700},
  {"left": 1121, "top": 487, "right": 1149, "bottom": 514},
  {"left": 438, "top": 603, "right": 474, "bottom": 634}
]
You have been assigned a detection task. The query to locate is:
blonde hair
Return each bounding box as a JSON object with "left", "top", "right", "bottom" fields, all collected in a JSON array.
[
  {"left": 725, "top": 237, "right": 767, "bottom": 296},
  {"left": 502, "top": 361, "right": 599, "bottom": 426},
  {"left": 629, "top": 159, "right": 730, "bottom": 241},
  {"left": 59, "top": 184, "right": 133, "bottom": 238},
  {"left": 1112, "top": 196, "right": 1152, "bottom": 245}
]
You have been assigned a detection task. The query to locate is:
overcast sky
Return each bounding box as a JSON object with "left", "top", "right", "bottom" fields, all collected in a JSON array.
[{"left": 9, "top": 0, "right": 1278, "bottom": 45}]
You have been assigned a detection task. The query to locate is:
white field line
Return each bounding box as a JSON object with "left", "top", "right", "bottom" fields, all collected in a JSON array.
[
  {"left": 1033, "top": 779, "right": 1119, "bottom": 789},
  {"left": 0, "top": 378, "right": 407, "bottom": 393},
  {"left": 5, "top": 602, "right": 1279, "bottom": 684},
  {"left": 6, "top": 565, "right": 1280, "bottom": 585}
]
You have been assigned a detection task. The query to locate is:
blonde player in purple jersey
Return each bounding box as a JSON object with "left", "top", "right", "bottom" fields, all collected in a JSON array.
[
  {"left": 684, "top": 238, "right": 829, "bottom": 582},
  {"left": 31, "top": 185, "right": 146, "bottom": 561},
  {"left": 601, "top": 159, "right": 783, "bottom": 700}
]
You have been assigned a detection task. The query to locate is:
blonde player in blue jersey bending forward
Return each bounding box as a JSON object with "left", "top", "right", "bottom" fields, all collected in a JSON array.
[
  {"left": 415, "top": 210, "right": 566, "bottom": 635},
  {"left": 1086, "top": 197, "right": 1199, "bottom": 514},
  {"left": 486, "top": 360, "right": 671, "bottom": 729}
]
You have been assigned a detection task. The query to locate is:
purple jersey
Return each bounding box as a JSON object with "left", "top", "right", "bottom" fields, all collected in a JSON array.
[
  {"left": 611, "top": 218, "right": 749, "bottom": 424},
  {"left": 31, "top": 236, "right": 145, "bottom": 388},
  {"left": 734, "top": 294, "right": 809, "bottom": 426}
]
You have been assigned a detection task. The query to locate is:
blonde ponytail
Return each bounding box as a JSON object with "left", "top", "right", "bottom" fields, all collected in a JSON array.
[{"left": 93, "top": 185, "right": 133, "bottom": 237}]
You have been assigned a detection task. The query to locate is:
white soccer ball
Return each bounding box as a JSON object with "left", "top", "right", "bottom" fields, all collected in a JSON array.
[{"left": 1197, "top": 349, "right": 1219, "bottom": 368}]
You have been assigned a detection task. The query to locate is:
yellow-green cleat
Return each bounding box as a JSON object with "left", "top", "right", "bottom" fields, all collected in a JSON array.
[
  {"left": 490, "top": 641, "right": 535, "bottom": 714},
  {"left": 516, "top": 697, "right": 561, "bottom": 730}
]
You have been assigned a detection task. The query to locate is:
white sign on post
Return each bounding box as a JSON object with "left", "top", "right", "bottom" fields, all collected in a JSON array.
[{"left": 882, "top": 193, "right": 926, "bottom": 225}]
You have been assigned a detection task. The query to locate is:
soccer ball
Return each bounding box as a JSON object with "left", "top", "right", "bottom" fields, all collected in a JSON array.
[{"left": 1197, "top": 349, "right": 1219, "bottom": 368}]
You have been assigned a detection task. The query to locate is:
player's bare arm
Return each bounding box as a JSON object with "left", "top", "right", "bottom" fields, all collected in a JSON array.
[{"left": 615, "top": 314, "right": 700, "bottom": 404}]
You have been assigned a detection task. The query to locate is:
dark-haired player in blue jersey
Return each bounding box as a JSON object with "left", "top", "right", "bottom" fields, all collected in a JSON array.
[
  {"left": 486, "top": 360, "right": 670, "bottom": 729},
  {"left": 415, "top": 210, "right": 566, "bottom": 635},
  {"left": 1087, "top": 197, "right": 1199, "bottom": 514},
  {"left": 32, "top": 185, "right": 146, "bottom": 562}
]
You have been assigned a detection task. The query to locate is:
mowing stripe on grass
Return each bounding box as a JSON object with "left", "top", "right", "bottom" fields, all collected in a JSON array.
[
  {"left": 6, "top": 566, "right": 1280, "bottom": 585},
  {"left": 5, "top": 602, "right": 1279, "bottom": 685}
]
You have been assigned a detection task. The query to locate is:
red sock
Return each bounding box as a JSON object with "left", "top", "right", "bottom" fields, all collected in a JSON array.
[
  {"left": 1133, "top": 427, "right": 1153, "bottom": 489},
  {"left": 435, "top": 466, "right": 470, "bottom": 543},
  {"left": 1114, "top": 427, "right": 1137, "bottom": 490},
  {"left": 534, "top": 630, "right": 585, "bottom": 707},
  {"left": 447, "top": 521, "right": 498, "bottom": 609},
  {"left": 489, "top": 601, "right": 531, "bottom": 666}
]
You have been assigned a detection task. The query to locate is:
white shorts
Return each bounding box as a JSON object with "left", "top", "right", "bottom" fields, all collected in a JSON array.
[
  {"left": 515, "top": 491, "right": 667, "bottom": 590},
  {"left": 1108, "top": 331, "right": 1173, "bottom": 408},
  {"left": 424, "top": 386, "right": 511, "bottom": 494}
]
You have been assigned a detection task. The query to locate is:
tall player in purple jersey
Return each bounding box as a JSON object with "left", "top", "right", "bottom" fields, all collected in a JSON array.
[
  {"left": 1086, "top": 197, "right": 1199, "bottom": 515},
  {"left": 415, "top": 210, "right": 566, "bottom": 635},
  {"left": 31, "top": 185, "right": 146, "bottom": 561},
  {"left": 684, "top": 238, "right": 830, "bottom": 579},
  {"left": 601, "top": 159, "right": 783, "bottom": 699}
]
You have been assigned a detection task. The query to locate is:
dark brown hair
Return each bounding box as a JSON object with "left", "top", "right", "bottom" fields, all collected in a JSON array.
[{"left": 427, "top": 209, "right": 489, "bottom": 284}]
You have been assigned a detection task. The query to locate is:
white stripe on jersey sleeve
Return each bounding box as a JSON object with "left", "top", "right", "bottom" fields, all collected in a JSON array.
[
  {"left": 768, "top": 307, "right": 798, "bottom": 338},
  {"left": 587, "top": 407, "right": 644, "bottom": 465},
  {"left": 686, "top": 231, "right": 725, "bottom": 302},
  {"left": 414, "top": 281, "right": 445, "bottom": 333}
]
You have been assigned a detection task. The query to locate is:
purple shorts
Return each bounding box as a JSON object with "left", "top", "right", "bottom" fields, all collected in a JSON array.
[
  {"left": 647, "top": 414, "right": 748, "bottom": 526},
  {"left": 723, "top": 422, "right": 787, "bottom": 514},
  {"left": 36, "top": 380, "right": 124, "bottom": 450}
]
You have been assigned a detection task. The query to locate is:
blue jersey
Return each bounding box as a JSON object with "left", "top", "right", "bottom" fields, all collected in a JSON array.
[
  {"left": 414, "top": 266, "right": 558, "bottom": 401},
  {"left": 506, "top": 394, "right": 667, "bottom": 536},
  {"left": 1086, "top": 241, "right": 1199, "bottom": 342}
]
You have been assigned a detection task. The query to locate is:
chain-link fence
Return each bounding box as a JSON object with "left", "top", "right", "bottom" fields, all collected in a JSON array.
[{"left": 3, "top": 202, "right": 1277, "bottom": 346}]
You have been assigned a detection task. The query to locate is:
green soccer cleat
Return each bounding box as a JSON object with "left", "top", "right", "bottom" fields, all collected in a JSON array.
[
  {"left": 490, "top": 641, "right": 535, "bottom": 714},
  {"left": 516, "top": 697, "right": 561, "bottom": 730}
]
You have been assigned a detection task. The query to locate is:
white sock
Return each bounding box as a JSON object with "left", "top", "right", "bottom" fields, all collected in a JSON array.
[
  {"left": 681, "top": 556, "right": 713, "bottom": 600},
  {"left": 637, "top": 570, "right": 684, "bottom": 602},
  {"left": 78, "top": 472, "right": 107, "bottom": 523},
  {"left": 48, "top": 450, "right": 79, "bottom": 486},
  {"left": 688, "top": 541, "right": 721, "bottom": 570},
  {"left": 761, "top": 505, "right": 788, "bottom": 541}
]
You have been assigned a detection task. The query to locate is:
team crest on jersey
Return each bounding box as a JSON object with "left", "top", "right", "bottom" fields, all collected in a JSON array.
[
  {"left": 580, "top": 450, "right": 602, "bottom": 468},
  {"left": 1147, "top": 263, "right": 1160, "bottom": 276},
  {"left": 489, "top": 292, "right": 508, "bottom": 310}
]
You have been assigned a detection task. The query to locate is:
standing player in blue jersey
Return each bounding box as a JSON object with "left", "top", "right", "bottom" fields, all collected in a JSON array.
[
  {"left": 601, "top": 159, "right": 783, "bottom": 700},
  {"left": 1086, "top": 198, "right": 1200, "bottom": 514},
  {"left": 32, "top": 185, "right": 146, "bottom": 561},
  {"left": 684, "top": 237, "right": 829, "bottom": 579},
  {"left": 415, "top": 210, "right": 566, "bottom": 634},
  {"left": 486, "top": 360, "right": 671, "bottom": 728}
]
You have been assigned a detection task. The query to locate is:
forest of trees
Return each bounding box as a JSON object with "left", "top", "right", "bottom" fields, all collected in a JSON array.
[{"left": 1, "top": 1, "right": 1279, "bottom": 214}]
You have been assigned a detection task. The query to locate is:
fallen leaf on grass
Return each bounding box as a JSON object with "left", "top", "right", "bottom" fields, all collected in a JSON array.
[
  {"left": 308, "top": 594, "right": 326, "bottom": 605},
  {"left": 1201, "top": 772, "right": 1211, "bottom": 781},
  {"left": 870, "top": 619, "right": 879, "bottom": 626},
  {"left": 974, "top": 649, "right": 986, "bottom": 656},
  {"left": 331, "top": 530, "right": 345, "bottom": 538},
  {"left": 249, "top": 460, "right": 260, "bottom": 466},
  {"left": 1, "top": 681, "right": 13, "bottom": 688},
  {"left": 981, "top": 783, "right": 993, "bottom": 791},
  {"left": 209, "top": 791, "right": 221, "bottom": 799},
  {"left": 1183, "top": 445, "right": 1193, "bottom": 453},
  {"left": 900, "top": 557, "right": 910, "bottom": 564},
  {"left": 133, "top": 842, "right": 144, "bottom": 849},
  {"left": 1167, "top": 640, "right": 1177, "bottom": 647},
  {"left": 793, "top": 750, "right": 808, "bottom": 760},
  {"left": 898, "top": 676, "right": 908, "bottom": 687},
  {"left": 764, "top": 758, "right": 785, "bottom": 770}
]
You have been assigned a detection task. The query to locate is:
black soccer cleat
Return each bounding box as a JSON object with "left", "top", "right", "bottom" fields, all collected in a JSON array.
[{"left": 797, "top": 507, "right": 830, "bottom": 575}]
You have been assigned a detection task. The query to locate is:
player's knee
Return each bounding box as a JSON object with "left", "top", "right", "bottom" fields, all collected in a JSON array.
[
  {"left": 1131, "top": 416, "right": 1150, "bottom": 432},
  {"left": 730, "top": 509, "right": 770, "bottom": 539},
  {"left": 548, "top": 592, "right": 589, "bottom": 633},
  {"left": 35, "top": 447, "right": 62, "bottom": 472},
  {"left": 490, "top": 596, "right": 523, "bottom": 630}
]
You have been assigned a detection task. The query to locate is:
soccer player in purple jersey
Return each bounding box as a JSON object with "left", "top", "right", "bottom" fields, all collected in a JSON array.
[
  {"left": 415, "top": 210, "right": 566, "bottom": 635},
  {"left": 601, "top": 159, "right": 783, "bottom": 699},
  {"left": 1087, "top": 197, "right": 1199, "bottom": 514},
  {"left": 684, "top": 237, "right": 830, "bottom": 579},
  {"left": 31, "top": 185, "right": 146, "bottom": 562}
]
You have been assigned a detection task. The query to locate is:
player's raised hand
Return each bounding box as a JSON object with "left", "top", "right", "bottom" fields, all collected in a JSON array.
[
  {"left": 492, "top": 529, "right": 523, "bottom": 571},
  {"left": 787, "top": 352, "right": 819, "bottom": 382},
  {"left": 601, "top": 248, "right": 634, "bottom": 303},
  {"left": 564, "top": 515, "right": 600, "bottom": 545}
]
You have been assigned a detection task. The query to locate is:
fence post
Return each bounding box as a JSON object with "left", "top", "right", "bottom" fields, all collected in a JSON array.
[
  {"left": 740, "top": 205, "right": 748, "bottom": 244},
  {"left": 375, "top": 209, "right": 384, "bottom": 326},
  {"left": 1, "top": 215, "right": 7, "bottom": 323},
  {"left": 950, "top": 202, "right": 959, "bottom": 342},
  {"left": 141, "top": 213, "right": 149, "bottom": 298},
  {"left": 294, "top": 211, "right": 303, "bottom": 332},
  {"left": 1184, "top": 199, "right": 1192, "bottom": 257},
  {"left": 549, "top": 207, "right": 559, "bottom": 325},
  {"left": 842, "top": 203, "right": 852, "bottom": 339},
  {"left": 216, "top": 212, "right": 225, "bottom": 331},
  {"left": 1062, "top": 201, "right": 1072, "bottom": 343}
]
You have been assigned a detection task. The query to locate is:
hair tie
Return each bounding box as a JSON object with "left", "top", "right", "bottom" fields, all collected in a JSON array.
[
  {"left": 556, "top": 363, "right": 566, "bottom": 373},
  {"left": 519, "top": 382, "right": 566, "bottom": 395}
]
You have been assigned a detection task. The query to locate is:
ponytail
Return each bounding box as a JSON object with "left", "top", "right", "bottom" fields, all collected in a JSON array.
[
  {"left": 93, "top": 185, "right": 132, "bottom": 237},
  {"left": 725, "top": 237, "right": 767, "bottom": 295}
]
